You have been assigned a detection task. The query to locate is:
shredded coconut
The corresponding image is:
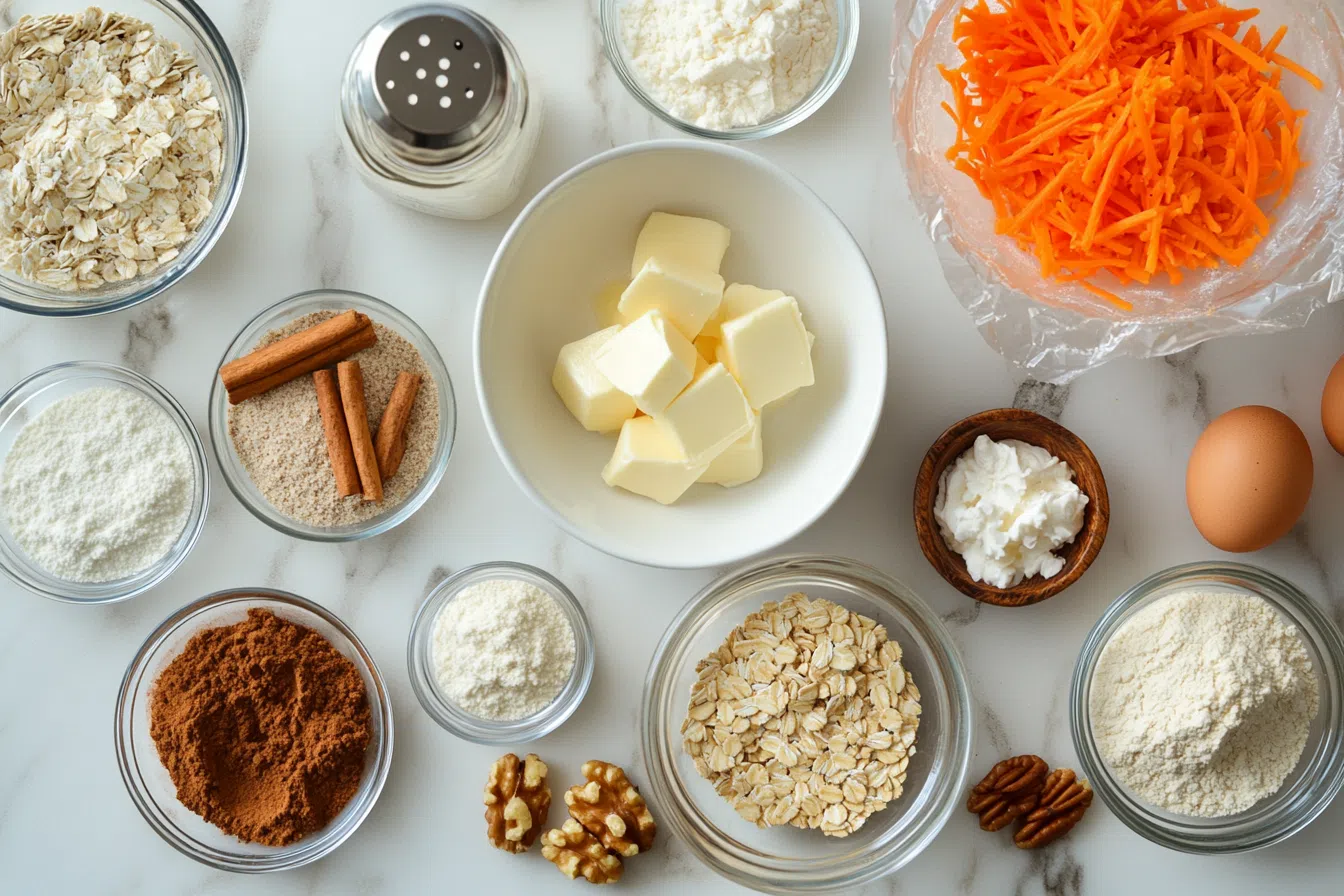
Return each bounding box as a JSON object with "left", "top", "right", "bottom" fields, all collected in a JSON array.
[
  {"left": 620, "top": 0, "right": 837, "bottom": 130},
  {"left": 431, "top": 578, "right": 577, "bottom": 721},
  {"left": 1090, "top": 590, "right": 1319, "bottom": 817},
  {"left": 1, "top": 386, "right": 193, "bottom": 582}
]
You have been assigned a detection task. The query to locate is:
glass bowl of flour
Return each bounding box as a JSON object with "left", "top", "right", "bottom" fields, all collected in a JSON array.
[
  {"left": 599, "top": 0, "right": 859, "bottom": 139},
  {"left": 0, "top": 361, "right": 209, "bottom": 604},
  {"left": 407, "top": 562, "right": 595, "bottom": 745},
  {"left": 1071, "top": 562, "right": 1344, "bottom": 853}
]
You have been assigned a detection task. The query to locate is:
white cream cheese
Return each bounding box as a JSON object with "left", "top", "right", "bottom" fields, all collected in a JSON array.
[{"left": 933, "top": 435, "right": 1088, "bottom": 589}]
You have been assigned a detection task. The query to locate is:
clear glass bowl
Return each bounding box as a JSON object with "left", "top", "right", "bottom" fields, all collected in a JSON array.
[
  {"left": 642, "top": 554, "right": 973, "bottom": 893},
  {"left": 407, "top": 562, "right": 595, "bottom": 745},
  {"left": 1070, "top": 562, "right": 1344, "bottom": 854},
  {"left": 0, "top": 0, "right": 248, "bottom": 317},
  {"left": 115, "top": 588, "right": 394, "bottom": 872},
  {"left": 0, "top": 361, "right": 209, "bottom": 603},
  {"left": 207, "top": 289, "right": 456, "bottom": 542},
  {"left": 598, "top": 0, "right": 859, "bottom": 140}
]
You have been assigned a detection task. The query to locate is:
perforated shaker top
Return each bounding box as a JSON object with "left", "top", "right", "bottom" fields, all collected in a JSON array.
[{"left": 356, "top": 5, "right": 509, "bottom": 154}]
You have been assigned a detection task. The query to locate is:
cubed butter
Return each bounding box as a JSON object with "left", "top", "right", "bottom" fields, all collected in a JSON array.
[
  {"left": 552, "top": 326, "right": 638, "bottom": 432},
  {"left": 700, "top": 411, "right": 763, "bottom": 487},
  {"left": 693, "top": 333, "right": 719, "bottom": 364},
  {"left": 717, "top": 295, "right": 815, "bottom": 409},
  {"left": 602, "top": 416, "right": 708, "bottom": 505},
  {"left": 618, "top": 258, "right": 724, "bottom": 340},
  {"left": 631, "top": 211, "right": 731, "bottom": 277},
  {"left": 592, "top": 280, "right": 629, "bottom": 329},
  {"left": 700, "top": 283, "right": 786, "bottom": 340},
  {"left": 658, "top": 362, "right": 754, "bottom": 464},
  {"left": 594, "top": 310, "right": 698, "bottom": 415}
]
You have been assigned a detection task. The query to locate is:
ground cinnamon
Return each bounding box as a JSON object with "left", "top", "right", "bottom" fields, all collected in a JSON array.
[{"left": 148, "top": 608, "right": 372, "bottom": 847}]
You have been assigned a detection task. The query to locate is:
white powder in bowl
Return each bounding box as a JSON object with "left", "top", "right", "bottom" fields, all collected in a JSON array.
[
  {"left": 1, "top": 386, "right": 194, "bottom": 582},
  {"left": 430, "top": 578, "right": 577, "bottom": 721}
]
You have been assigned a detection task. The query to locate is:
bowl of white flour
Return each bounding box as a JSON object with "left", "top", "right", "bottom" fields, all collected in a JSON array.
[
  {"left": 1070, "top": 561, "right": 1344, "bottom": 853},
  {"left": 0, "top": 361, "right": 209, "bottom": 603},
  {"left": 600, "top": 0, "right": 858, "bottom": 139}
]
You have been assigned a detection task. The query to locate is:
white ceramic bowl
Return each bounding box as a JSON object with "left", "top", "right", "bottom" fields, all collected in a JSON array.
[{"left": 476, "top": 141, "right": 887, "bottom": 569}]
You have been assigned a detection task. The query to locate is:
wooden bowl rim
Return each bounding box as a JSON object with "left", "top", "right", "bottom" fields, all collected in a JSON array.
[{"left": 913, "top": 408, "right": 1110, "bottom": 608}]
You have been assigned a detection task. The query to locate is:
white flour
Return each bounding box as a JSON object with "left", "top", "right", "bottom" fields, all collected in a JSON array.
[
  {"left": 1090, "top": 591, "right": 1319, "bottom": 817},
  {"left": 431, "top": 578, "right": 576, "bottom": 721},
  {"left": 1, "top": 387, "right": 193, "bottom": 582},
  {"left": 620, "top": 0, "right": 837, "bottom": 129}
]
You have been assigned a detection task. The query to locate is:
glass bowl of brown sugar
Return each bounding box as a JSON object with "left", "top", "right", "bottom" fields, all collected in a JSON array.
[{"left": 115, "top": 588, "right": 394, "bottom": 872}]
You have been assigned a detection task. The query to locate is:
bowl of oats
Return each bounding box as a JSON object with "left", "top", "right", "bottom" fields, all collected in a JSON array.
[
  {"left": 0, "top": 2, "right": 247, "bottom": 316},
  {"left": 641, "top": 554, "right": 973, "bottom": 892}
]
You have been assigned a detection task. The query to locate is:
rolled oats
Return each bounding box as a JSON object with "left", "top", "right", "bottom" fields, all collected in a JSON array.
[
  {"left": 681, "top": 592, "right": 922, "bottom": 837},
  {"left": 0, "top": 8, "right": 224, "bottom": 291}
]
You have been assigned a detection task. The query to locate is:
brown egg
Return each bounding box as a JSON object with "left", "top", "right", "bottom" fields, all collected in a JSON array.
[
  {"left": 1321, "top": 354, "right": 1344, "bottom": 455},
  {"left": 1186, "top": 406, "right": 1313, "bottom": 552}
]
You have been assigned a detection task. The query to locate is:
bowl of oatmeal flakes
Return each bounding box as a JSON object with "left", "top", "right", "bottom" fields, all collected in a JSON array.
[{"left": 0, "top": 2, "right": 247, "bottom": 316}]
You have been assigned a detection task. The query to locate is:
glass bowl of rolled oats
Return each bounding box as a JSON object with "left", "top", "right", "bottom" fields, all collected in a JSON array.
[
  {"left": 0, "top": 2, "right": 247, "bottom": 316},
  {"left": 641, "top": 554, "right": 973, "bottom": 893}
]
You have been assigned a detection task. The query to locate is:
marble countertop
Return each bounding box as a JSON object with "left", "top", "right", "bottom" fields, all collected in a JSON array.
[{"left": 1, "top": 0, "right": 1342, "bottom": 893}]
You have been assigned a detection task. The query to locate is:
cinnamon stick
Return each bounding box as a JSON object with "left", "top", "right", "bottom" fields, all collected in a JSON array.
[
  {"left": 313, "top": 369, "right": 361, "bottom": 498},
  {"left": 374, "top": 371, "right": 422, "bottom": 479},
  {"left": 220, "top": 310, "right": 369, "bottom": 391},
  {"left": 227, "top": 324, "right": 376, "bottom": 404},
  {"left": 336, "top": 360, "right": 383, "bottom": 503}
]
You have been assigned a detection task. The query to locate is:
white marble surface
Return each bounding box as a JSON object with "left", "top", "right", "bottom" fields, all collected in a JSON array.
[{"left": 1, "top": 0, "right": 1342, "bottom": 893}]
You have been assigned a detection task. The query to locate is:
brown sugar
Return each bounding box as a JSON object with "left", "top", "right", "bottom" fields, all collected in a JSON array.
[{"left": 148, "top": 608, "right": 373, "bottom": 846}]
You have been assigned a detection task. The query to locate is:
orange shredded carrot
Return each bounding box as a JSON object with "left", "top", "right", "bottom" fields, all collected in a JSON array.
[{"left": 943, "top": 0, "right": 1322, "bottom": 309}]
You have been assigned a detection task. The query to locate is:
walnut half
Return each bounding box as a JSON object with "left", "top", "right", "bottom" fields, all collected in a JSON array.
[
  {"left": 564, "top": 760, "right": 657, "bottom": 857},
  {"left": 966, "top": 754, "right": 1048, "bottom": 832},
  {"left": 1014, "top": 769, "right": 1093, "bottom": 849},
  {"left": 484, "top": 752, "right": 551, "bottom": 853},
  {"left": 541, "top": 819, "right": 624, "bottom": 884}
]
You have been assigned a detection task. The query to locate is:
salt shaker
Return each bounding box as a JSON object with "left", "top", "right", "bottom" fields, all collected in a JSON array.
[{"left": 340, "top": 4, "right": 542, "bottom": 220}]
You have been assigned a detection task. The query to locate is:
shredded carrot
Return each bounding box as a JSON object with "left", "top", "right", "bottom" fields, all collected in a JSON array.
[{"left": 943, "top": 0, "right": 1322, "bottom": 309}]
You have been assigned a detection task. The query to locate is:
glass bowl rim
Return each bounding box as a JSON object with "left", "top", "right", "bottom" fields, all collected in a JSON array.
[
  {"left": 406, "top": 561, "right": 596, "bottom": 745},
  {"left": 0, "top": 360, "right": 210, "bottom": 604},
  {"left": 597, "top": 0, "right": 860, "bottom": 141},
  {"left": 207, "top": 288, "right": 456, "bottom": 543},
  {"left": 640, "top": 553, "right": 974, "bottom": 892},
  {"left": 113, "top": 587, "right": 395, "bottom": 873},
  {"left": 1069, "top": 560, "right": 1344, "bottom": 854},
  {"left": 0, "top": 0, "right": 249, "bottom": 317}
]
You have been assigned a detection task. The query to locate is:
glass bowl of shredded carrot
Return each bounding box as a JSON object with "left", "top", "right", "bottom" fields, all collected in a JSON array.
[{"left": 894, "top": 0, "right": 1344, "bottom": 381}]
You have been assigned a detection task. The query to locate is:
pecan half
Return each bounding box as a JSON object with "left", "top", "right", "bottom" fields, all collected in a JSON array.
[
  {"left": 967, "top": 754, "right": 1048, "bottom": 832},
  {"left": 541, "top": 819, "right": 624, "bottom": 884},
  {"left": 565, "top": 760, "right": 657, "bottom": 857},
  {"left": 484, "top": 753, "right": 551, "bottom": 853},
  {"left": 1014, "top": 769, "right": 1093, "bottom": 849}
]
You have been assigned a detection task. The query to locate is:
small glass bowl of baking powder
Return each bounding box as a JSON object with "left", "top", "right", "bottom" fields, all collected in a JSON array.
[
  {"left": 598, "top": 0, "right": 860, "bottom": 140},
  {"left": 408, "top": 562, "right": 595, "bottom": 745},
  {"left": 0, "top": 361, "right": 209, "bottom": 604},
  {"left": 116, "top": 588, "right": 394, "bottom": 872},
  {"left": 1071, "top": 562, "right": 1344, "bottom": 854}
]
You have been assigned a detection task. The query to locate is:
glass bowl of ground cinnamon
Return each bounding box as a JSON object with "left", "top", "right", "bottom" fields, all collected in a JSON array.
[
  {"left": 208, "top": 289, "right": 455, "bottom": 542},
  {"left": 115, "top": 588, "right": 393, "bottom": 871}
]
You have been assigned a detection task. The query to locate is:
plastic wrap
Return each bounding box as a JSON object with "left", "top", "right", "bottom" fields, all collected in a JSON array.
[{"left": 892, "top": 0, "right": 1344, "bottom": 383}]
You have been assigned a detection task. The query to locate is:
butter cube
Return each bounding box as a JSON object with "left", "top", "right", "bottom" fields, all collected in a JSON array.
[
  {"left": 594, "top": 310, "right": 698, "bottom": 415},
  {"left": 717, "top": 296, "right": 815, "bottom": 409},
  {"left": 592, "top": 280, "right": 630, "bottom": 329},
  {"left": 701, "top": 283, "right": 786, "bottom": 341},
  {"left": 552, "top": 326, "right": 638, "bottom": 432},
  {"left": 631, "top": 211, "right": 731, "bottom": 277},
  {"left": 658, "top": 362, "right": 754, "bottom": 464},
  {"left": 618, "top": 258, "right": 724, "bottom": 340},
  {"left": 693, "top": 333, "right": 719, "bottom": 364},
  {"left": 602, "top": 416, "right": 708, "bottom": 505},
  {"left": 700, "top": 411, "right": 763, "bottom": 487}
]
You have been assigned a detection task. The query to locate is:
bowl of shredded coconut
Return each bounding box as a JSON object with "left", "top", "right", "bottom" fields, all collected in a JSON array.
[
  {"left": 599, "top": 0, "right": 858, "bottom": 139},
  {"left": 1071, "top": 562, "right": 1344, "bottom": 853},
  {"left": 0, "top": 2, "right": 247, "bottom": 316}
]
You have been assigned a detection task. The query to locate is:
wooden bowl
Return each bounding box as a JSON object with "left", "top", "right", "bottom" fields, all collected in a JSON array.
[{"left": 913, "top": 409, "right": 1109, "bottom": 607}]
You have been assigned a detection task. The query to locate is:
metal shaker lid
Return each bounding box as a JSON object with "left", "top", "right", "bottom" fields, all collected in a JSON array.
[{"left": 349, "top": 4, "right": 509, "bottom": 159}]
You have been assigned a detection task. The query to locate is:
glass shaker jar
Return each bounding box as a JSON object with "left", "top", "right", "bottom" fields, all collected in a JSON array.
[{"left": 340, "top": 4, "right": 542, "bottom": 220}]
